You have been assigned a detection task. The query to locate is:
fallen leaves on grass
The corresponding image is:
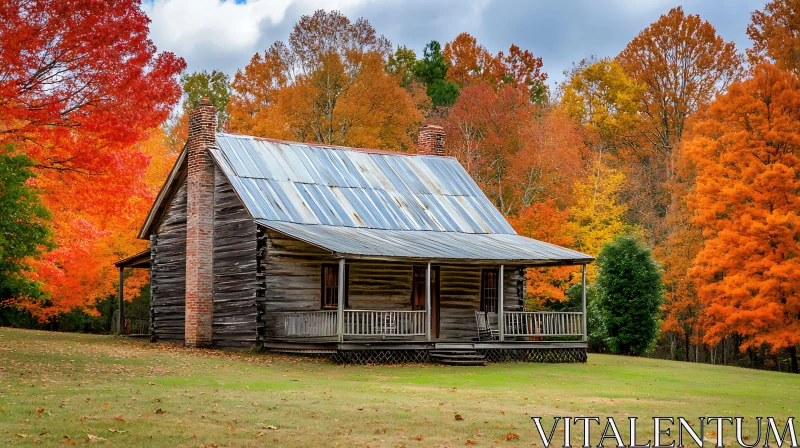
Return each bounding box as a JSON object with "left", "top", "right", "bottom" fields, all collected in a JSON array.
[
  {"left": 466, "top": 441, "right": 478, "bottom": 446},
  {"left": 114, "top": 415, "right": 125, "bottom": 422},
  {"left": 108, "top": 429, "right": 128, "bottom": 433},
  {"left": 86, "top": 434, "right": 106, "bottom": 442},
  {"left": 505, "top": 432, "right": 519, "bottom": 440},
  {"left": 454, "top": 413, "right": 463, "bottom": 421}
]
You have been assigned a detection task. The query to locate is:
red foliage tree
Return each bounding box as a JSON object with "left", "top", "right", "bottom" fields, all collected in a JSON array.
[{"left": 0, "top": 0, "right": 184, "bottom": 318}]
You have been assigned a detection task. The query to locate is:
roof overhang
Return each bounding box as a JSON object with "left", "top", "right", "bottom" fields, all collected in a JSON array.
[
  {"left": 256, "top": 220, "right": 593, "bottom": 266},
  {"left": 138, "top": 149, "right": 187, "bottom": 239},
  {"left": 114, "top": 249, "right": 151, "bottom": 268}
]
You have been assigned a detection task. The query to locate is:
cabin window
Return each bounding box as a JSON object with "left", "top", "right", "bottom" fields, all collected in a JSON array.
[
  {"left": 481, "top": 269, "right": 499, "bottom": 313},
  {"left": 321, "top": 264, "right": 348, "bottom": 309}
]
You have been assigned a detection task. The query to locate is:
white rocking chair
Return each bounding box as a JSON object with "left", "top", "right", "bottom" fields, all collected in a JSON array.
[{"left": 475, "top": 311, "right": 498, "bottom": 341}]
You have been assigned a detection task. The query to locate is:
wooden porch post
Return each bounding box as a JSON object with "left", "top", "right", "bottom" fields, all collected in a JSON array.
[
  {"left": 337, "top": 258, "right": 345, "bottom": 342},
  {"left": 582, "top": 264, "right": 587, "bottom": 342},
  {"left": 117, "top": 267, "right": 124, "bottom": 336},
  {"left": 498, "top": 265, "right": 504, "bottom": 342},
  {"left": 425, "top": 262, "right": 431, "bottom": 341}
]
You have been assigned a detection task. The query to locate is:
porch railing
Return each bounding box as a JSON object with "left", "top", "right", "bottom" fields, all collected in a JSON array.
[
  {"left": 503, "top": 311, "right": 583, "bottom": 337},
  {"left": 279, "top": 310, "right": 425, "bottom": 338},
  {"left": 278, "top": 310, "right": 582, "bottom": 339},
  {"left": 282, "top": 310, "right": 338, "bottom": 338},
  {"left": 343, "top": 310, "right": 426, "bottom": 337},
  {"left": 111, "top": 311, "right": 149, "bottom": 336}
]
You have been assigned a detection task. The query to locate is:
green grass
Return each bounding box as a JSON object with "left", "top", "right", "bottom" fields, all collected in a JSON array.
[{"left": 0, "top": 328, "right": 798, "bottom": 447}]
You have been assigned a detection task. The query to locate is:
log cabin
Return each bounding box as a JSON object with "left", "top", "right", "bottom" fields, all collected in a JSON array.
[{"left": 114, "top": 98, "right": 593, "bottom": 364}]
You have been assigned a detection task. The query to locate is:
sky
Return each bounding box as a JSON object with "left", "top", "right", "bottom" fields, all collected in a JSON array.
[{"left": 142, "top": 0, "right": 767, "bottom": 88}]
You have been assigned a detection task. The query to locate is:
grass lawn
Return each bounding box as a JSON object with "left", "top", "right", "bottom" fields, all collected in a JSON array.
[{"left": 0, "top": 328, "right": 798, "bottom": 447}]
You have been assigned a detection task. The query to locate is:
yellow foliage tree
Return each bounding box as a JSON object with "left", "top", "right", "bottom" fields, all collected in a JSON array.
[
  {"left": 561, "top": 57, "right": 643, "bottom": 157},
  {"left": 569, "top": 160, "right": 626, "bottom": 280}
]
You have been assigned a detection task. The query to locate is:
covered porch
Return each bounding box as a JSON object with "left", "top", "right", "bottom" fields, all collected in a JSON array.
[
  {"left": 264, "top": 257, "right": 589, "bottom": 347},
  {"left": 257, "top": 221, "right": 592, "bottom": 354},
  {"left": 112, "top": 249, "right": 151, "bottom": 337}
]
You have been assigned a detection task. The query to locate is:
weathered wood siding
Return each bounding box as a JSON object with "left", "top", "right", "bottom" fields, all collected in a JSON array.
[
  {"left": 150, "top": 181, "right": 188, "bottom": 343},
  {"left": 260, "top": 230, "right": 335, "bottom": 338},
  {"left": 437, "top": 265, "right": 524, "bottom": 341},
  {"left": 212, "top": 166, "right": 259, "bottom": 348},
  {"left": 259, "top": 230, "right": 526, "bottom": 341},
  {"left": 348, "top": 263, "right": 413, "bottom": 310}
]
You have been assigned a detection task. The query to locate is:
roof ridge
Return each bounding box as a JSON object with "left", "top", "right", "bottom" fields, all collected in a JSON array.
[{"left": 215, "top": 132, "right": 457, "bottom": 159}]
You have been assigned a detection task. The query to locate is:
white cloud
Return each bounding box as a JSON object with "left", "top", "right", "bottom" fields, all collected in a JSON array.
[
  {"left": 142, "top": 0, "right": 373, "bottom": 75},
  {"left": 143, "top": 0, "right": 293, "bottom": 55}
]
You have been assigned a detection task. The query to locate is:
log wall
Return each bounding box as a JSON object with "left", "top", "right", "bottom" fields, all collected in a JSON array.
[
  {"left": 437, "top": 265, "right": 524, "bottom": 340},
  {"left": 211, "top": 166, "right": 259, "bottom": 348},
  {"left": 150, "top": 181, "right": 188, "bottom": 343},
  {"left": 260, "top": 230, "right": 335, "bottom": 338}
]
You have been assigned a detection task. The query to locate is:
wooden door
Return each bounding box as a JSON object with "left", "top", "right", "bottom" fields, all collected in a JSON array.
[{"left": 412, "top": 266, "right": 440, "bottom": 338}]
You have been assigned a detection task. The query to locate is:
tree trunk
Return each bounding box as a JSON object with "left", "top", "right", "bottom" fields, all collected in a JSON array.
[
  {"left": 684, "top": 333, "right": 689, "bottom": 362},
  {"left": 789, "top": 346, "right": 799, "bottom": 374},
  {"left": 722, "top": 338, "right": 726, "bottom": 365},
  {"left": 669, "top": 334, "right": 676, "bottom": 360}
]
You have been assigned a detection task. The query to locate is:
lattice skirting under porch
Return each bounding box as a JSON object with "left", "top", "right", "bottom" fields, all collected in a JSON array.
[
  {"left": 329, "top": 349, "right": 430, "bottom": 365},
  {"left": 479, "top": 347, "right": 587, "bottom": 363},
  {"left": 327, "top": 347, "right": 587, "bottom": 365}
]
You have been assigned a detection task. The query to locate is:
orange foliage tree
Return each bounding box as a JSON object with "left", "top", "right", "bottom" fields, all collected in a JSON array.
[
  {"left": 441, "top": 83, "right": 531, "bottom": 213},
  {"left": 440, "top": 83, "right": 579, "bottom": 214},
  {"left": 227, "top": 10, "right": 422, "bottom": 151},
  {"left": 0, "top": 0, "right": 184, "bottom": 319},
  {"left": 508, "top": 201, "right": 580, "bottom": 306},
  {"left": 443, "top": 33, "right": 548, "bottom": 102},
  {"left": 659, "top": 177, "right": 706, "bottom": 361},
  {"left": 617, "top": 6, "right": 743, "bottom": 242},
  {"left": 508, "top": 109, "right": 587, "bottom": 211},
  {"left": 748, "top": 0, "right": 800, "bottom": 73},
  {"left": 442, "top": 82, "right": 586, "bottom": 212},
  {"left": 684, "top": 64, "right": 800, "bottom": 373}
]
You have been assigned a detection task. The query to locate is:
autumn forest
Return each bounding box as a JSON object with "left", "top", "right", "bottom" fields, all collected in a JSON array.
[{"left": 1, "top": 0, "right": 799, "bottom": 372}]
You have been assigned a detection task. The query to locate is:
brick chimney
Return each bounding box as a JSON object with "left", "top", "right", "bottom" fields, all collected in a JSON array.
[
  {"left": 185, "top": 97, "right": 216, "bottom": 348},
  {"left": 417, "top": 124, "right": 446, "bottom": 156}
]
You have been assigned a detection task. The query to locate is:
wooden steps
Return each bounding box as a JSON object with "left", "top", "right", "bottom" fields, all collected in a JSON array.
[{"left": 429, "top": 350, "right": 486, "bottom": 366}]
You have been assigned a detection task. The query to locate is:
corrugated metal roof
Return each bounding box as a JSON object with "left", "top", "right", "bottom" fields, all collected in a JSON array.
[
  {"left": 257, "top": 220, "right": 592, "bottom": 264},
  {"left": 211, "top": 133, "right": 515, "bottom": 234},
  {"left": 208, "top": 133, "right": 592, "bottom": 264}
]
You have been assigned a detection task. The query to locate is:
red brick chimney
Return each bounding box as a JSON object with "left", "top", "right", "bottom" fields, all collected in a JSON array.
[
  {"left": 185, "top": 97, "right": 216, "bottom": 348},
  {"left": 417, "top": 124, "right": 446, "bottom": 156}
]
